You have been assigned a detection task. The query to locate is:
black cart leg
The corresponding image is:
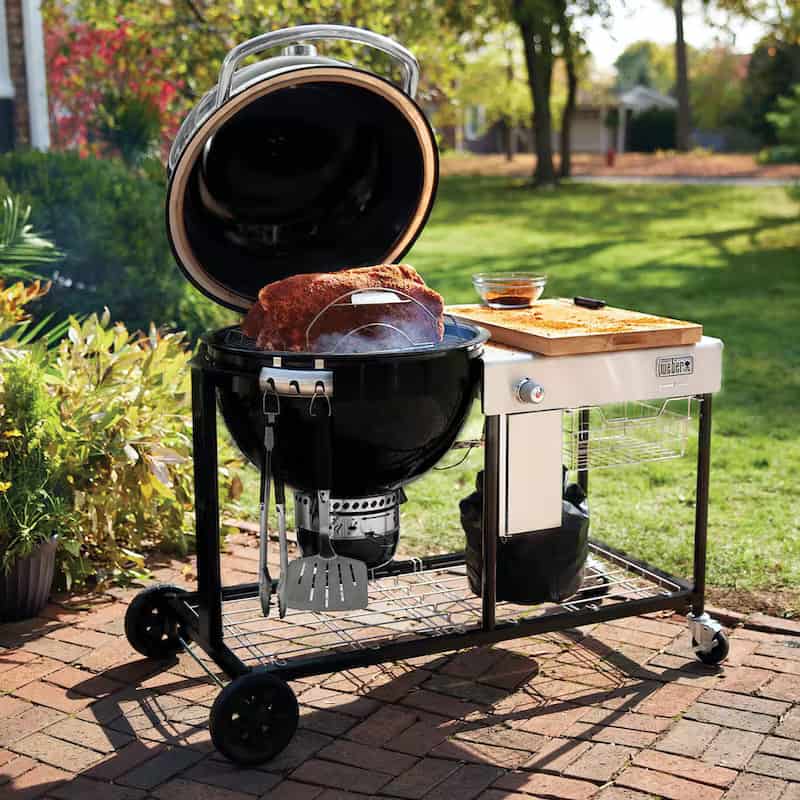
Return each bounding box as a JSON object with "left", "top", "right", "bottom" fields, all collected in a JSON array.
[
  {"left": 692, "top": 394, "right": 712, "bottom": 617},
  {"left": 191, "top": 367, "right": 224, "bottom": 653},
  {"left": 688, "top": 393, "right": 728, "bottom": 665},
  {"left": 482, "top": 416, "right": 500, "bottom": 631}
]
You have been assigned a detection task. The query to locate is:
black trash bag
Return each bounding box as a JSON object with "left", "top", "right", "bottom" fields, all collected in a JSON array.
[{"left": 460, "top": 469, "right": 589, "bottom": 604}]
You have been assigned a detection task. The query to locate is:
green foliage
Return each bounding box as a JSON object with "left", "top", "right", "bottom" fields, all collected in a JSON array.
[
  {"left": 757, "top": 144, "right": 800, "bottom": 164},
  {"left": 0, "top": 354, "right": 72, "bottom": 573},
  {"left": 452, "top": 26, "right": 532, "bottom": 134},
  {"left": 0, "top": 195, "right": 62, "bottom": 281},
  {"left": 52, "top": 0, "right": 495, "bottom": 114},
  {"left": 0, "top": 150, "right": 232, "bottom": 337},
  {"left": 690, "top": 47, "right": 747, "bottom": 132},
  {"left": 766, "top": 83, "right": 800, "bottom": 157},
  {"left": 47, "top": 313, "right": 197, "bottom": 586},
  {"left": 614, "top": 40, "right": 677, "bottom": 94},
  {"left": 0, "top": 274, "right": 243, "bottom": 589},
  {"left": 628, "top": 108, "right": 677, "bottom": 152},
  {"left": 743, "top": 37, "right": 800, "bottom": 145},
  {"left": 96, "top": 94, "right": 164, "bottom": 166}
]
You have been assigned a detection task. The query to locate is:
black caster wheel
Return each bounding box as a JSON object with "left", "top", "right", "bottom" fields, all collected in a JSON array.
[
  {"left": 694, "top": 631, "right": 730, "bottom": 665},
  {"left": 124, "top": 583, "right": 188, "bottom": 659},
  {"left": 210, "top": 672, "right": 299, "bottom": 765}
]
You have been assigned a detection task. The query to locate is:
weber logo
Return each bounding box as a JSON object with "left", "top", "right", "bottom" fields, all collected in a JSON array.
[{"left": 657, "top": 356, "right": 694, "bottom": 377}]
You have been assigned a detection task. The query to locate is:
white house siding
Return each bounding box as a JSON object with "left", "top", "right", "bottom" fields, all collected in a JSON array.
[{"left": 570, "top": 111, "right": 609, "bottom": 153}]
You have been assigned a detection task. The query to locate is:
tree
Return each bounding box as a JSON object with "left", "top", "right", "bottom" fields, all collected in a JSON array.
[
  {"left": 507, "top": 0, "right": 608, "bottom": 185},
  {"left": 689, "top": 46, "right": 746, "bottom": 131},
  {"left": 453, "top": 27, "right": 532, "bottom": 161},
  {"left": 743, "top": 36, "right": 800, "bottom": 144},
  {"left": 50, "top": 1, "right": 494, "bottom": 116},
  {"left": 45, "top": 9, "right": 183, "bottom": 163},
  {"left": 614, "top": 41, "right": 676, "bottom": 93},
  {"left": 511, "top": 0, "right": 561, "bottom": 185},
  {"left": 713, "top": 0, "right": 799, "bottom": 43},
  {"left": 555, "top": 0, "right": 587, "bottom": 178},
  {"left": 673, "top": 0, "right": 692, "bottom": 151},
  {"left": 766, "top": 83, "right": 800, "bottom": 159}
]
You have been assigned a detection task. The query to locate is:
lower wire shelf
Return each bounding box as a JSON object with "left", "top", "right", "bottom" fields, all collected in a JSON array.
[{"left": 181, "top": 541, "right": 688, "bottom": 672}]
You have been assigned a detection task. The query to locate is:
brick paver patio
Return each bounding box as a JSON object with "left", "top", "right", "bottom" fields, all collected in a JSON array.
[{"left": 1, "top": 530, "right": 799, "bottom": 800}]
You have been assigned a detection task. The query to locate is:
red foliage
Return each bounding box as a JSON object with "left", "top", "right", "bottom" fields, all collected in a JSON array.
[{"left": 46, "top": 11, "right": 184, "bottom": 161}]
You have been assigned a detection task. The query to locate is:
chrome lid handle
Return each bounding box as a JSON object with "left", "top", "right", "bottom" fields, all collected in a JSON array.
[{"left": 215, "top": 24, "right": 420, "bottom": 109}]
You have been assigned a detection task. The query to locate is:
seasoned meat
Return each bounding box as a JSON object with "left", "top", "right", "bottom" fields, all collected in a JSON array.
[{"left": 242, "top": 264, "right": 444, "bottom": 352}]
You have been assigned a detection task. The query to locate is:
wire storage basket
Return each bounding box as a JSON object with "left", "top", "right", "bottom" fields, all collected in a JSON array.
[{"left": 564, "top": 398, "right": 694, "bottom": 471}]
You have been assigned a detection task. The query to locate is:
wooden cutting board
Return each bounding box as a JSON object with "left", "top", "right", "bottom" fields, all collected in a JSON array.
[{"left": 447, "top": 299, "right": 702, "bottom": 356}]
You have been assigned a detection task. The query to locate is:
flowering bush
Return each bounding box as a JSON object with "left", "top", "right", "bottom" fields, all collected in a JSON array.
[{"left": 45, "top": 10, "right": 184, "bottom": 163}]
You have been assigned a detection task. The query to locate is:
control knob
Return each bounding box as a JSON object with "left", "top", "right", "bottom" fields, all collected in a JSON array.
[{"left": 516, "top": 377, "right": 545, "bottom": 404}]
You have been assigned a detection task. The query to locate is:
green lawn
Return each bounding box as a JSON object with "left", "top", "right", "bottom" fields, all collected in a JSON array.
[{"left": 235, "top": 178, "right": 800, "bottom": 606}]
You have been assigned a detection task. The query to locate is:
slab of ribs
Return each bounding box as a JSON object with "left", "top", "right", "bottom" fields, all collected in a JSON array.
[{"left": 242, "top": 264, "right": 445, "bottom": 353}]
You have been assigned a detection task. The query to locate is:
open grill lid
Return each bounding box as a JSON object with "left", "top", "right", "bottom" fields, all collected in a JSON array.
[{"left": 166, "top": 25, "right": 439, "bottom": 312}]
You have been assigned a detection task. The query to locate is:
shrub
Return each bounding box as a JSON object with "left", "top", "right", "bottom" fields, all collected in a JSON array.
[
  {"left": 48, "top": 311, "right": 243, "bottom": 588},
  {"left": 759, "top": 83, "right": 800, "bottom": 164},
  {"left": 628, "top": 108, "right": 677, "bottom": 153},
  {"left": 0, "top": 354, "right": 73, "bottom": 574},
  {"left": 48, "top": 312, "right": 195, "bottom": 586},
  {"left": 45, "top": 9, "right": 183, "bottom": 164},
  {"left": 757, "top": 145, "right": 800, "bottom": 164},
  {"left": 0, "top": 150, "right": 233, "bottom": 337}
]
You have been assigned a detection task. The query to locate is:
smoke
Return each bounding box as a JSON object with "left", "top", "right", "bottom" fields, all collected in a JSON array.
[{"left": 309, "top": 306, "right": 442, "bottom": 354}]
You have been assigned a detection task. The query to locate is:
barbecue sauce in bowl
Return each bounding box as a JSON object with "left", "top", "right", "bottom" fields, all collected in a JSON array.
[{"left": 472, "top": 272, "right": 547, "bottom": 309}]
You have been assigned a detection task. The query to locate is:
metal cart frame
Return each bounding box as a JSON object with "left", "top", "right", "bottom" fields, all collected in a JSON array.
[{"left": 161, "top": 363, "right": 724, "bottom": 685}]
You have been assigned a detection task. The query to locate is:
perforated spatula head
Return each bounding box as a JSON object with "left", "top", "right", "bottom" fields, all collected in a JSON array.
[{"left": 285, "top": 537, "right": 368, "bottom": 612}]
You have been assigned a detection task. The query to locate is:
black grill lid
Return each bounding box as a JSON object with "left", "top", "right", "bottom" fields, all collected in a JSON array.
[{"left": 166, "top": 66, "right": 439, "bottom": 312}]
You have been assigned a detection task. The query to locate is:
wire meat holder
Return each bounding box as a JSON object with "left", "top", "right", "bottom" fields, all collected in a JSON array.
[{"left": 305, "top": 287, "right": 443, "bottom": 354}]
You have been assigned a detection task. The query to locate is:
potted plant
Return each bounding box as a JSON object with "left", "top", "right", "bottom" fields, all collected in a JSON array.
[{"left": 0, "top": 353, "right": 73, "bottom": 621}]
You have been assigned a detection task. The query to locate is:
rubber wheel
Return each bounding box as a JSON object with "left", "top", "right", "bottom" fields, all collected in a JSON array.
[
  {"left": 210, "top": 672, "right": 299, "bottom": 765},
  {"left": 694, "top": 631, "right": 730, "bottom": 665},
  {"left": 124, "top": 583, "right": 188, "bottom": 659}
]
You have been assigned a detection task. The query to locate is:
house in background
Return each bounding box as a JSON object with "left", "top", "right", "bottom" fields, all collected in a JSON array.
[
  {"left": 453, "top": 84, "right": 678, "bottom": 157},
  {"left": 0, "top": 0, "right": 49, "bottom": 152},
  {"left": 614, "top": 85, "right": 677, "bottom": 152}
]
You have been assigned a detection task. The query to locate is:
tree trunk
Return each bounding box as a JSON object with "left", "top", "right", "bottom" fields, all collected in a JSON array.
[
  {"left": 504, "top": 34, "right": 515, "bottom": 162},
  {"left": 516, "top": 13, "right": 557, "bottom": 186},
  {"left": 674, "top": 0, "right": 691, "bottom": 151},
  {"left": 504, "top": 118, "right": 514, "bottom": 161},
  {"left": 559, "top": 36, "right": 577, "bottom": 177}
]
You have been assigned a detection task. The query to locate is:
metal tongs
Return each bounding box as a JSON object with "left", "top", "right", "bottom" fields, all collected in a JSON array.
[{"left": 258, "top": 382, "right": 290, "bottom": 618}]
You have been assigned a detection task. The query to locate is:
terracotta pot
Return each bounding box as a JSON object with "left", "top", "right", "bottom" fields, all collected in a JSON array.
[{"left": 0, "top": 536, "right": 57, "bottom": 622}]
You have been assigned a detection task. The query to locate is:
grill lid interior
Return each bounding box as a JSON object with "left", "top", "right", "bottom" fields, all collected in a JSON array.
[{"left": 167, "top": 67, "right": 439, "bottom": 312}]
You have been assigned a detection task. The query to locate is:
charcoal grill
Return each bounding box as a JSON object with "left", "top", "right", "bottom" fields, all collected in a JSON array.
[{"left": 125, "top": 24, "right": 729, "bottom": 766}]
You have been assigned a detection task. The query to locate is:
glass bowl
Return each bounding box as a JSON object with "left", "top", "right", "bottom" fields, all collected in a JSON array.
[{"left": 472, "top": 273, "right": 547, "bottom": 309}]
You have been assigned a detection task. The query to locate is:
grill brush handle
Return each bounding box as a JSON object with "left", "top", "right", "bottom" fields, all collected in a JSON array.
[{"left": 215, "top": 24, "right": 421, "bottom": 110}]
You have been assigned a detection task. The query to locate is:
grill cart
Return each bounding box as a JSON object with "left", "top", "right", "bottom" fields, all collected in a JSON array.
[{"left": 123, "top": 24, "right": 728, "bottom": 766}]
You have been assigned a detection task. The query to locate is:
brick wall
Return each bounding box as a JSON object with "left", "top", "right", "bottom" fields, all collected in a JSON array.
[{"left": 5, "top": 0, "right": 30, "bottom": 147}]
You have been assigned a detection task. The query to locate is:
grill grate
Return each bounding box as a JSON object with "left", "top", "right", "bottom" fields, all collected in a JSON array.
[
  {"left": 211, "top": 317, "right": 475, "bottom": 357},
  {"left": 184, "top": 542, "right": 684, "bottom": 670}
]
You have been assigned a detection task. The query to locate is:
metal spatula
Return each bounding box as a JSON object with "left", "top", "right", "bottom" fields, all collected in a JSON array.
[{"left": 285, "top": 491, "right": 368, "bottom": 612}]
